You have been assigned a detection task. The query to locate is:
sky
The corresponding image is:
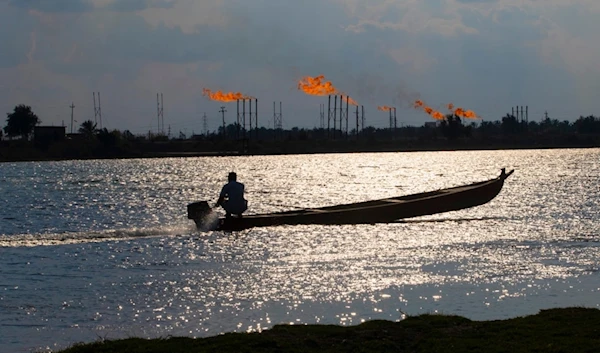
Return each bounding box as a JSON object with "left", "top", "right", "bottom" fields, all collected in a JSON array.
[{"left": 1, "top": 0, "right": 599, "bottom": 135}]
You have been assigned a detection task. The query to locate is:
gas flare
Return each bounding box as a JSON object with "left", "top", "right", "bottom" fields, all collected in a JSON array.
[
  {"left": 202, "top": 88, "right": 253, "bottom": 102},
  {"left": 447, "top": 103, "right": 478, "bottom": 119},
  {"left": 298, "top": 75, "right": 358, "bottom": 105},
  {"left": 414, "top": 100, "right": 478, "bottom": 120},
  {"left": 414, "top": 100, "right": 445, "bottom": 120},
  {"left": 343, "top": 96, "right": 359, "bottom": 106},
  {"left": 297, "top": 75, "right": 337, "bottom": 96},
  {"left": 378, "top": 106, "right": 393, "bottom": 111},
  {"left": 460, "top": 110, "right": 477, "bottom": 118}
]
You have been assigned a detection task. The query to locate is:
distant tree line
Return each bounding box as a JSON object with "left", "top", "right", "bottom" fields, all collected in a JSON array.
[
  {"left": 2, "top": 104, "right": 600, "bottom": 161},
  {"left": 190, "top": 112, "right": 600, "bottom": 143}
]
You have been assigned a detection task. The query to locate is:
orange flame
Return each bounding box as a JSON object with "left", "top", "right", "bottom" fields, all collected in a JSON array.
[
  {"left": 342, "top": 96, "right": 359, "bottom": 106},
  {"left": 414, "top": 100, "right": 445, "bottom": 120},
  {"left": 461, "top": 110, "right": 477, "bottom": 118},
  {"left": 378, "top": 106, "right": 393, "bottom": 111},
  {"left": 447, "top": 103, "right": 478, "bottom": 119},
  {"left": 298, "top": 75, "right": 359, "bottom": 105},
  {"left": 202, "top": 88, "right": 253, "bottom": 102},
  {"left": 298, "top": 75, "right": 337, "bottom": 96}
]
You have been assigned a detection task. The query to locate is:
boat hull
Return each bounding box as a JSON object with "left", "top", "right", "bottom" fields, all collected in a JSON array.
[{"left": 189, "top": 169, "right": 514, "bottom": 231}]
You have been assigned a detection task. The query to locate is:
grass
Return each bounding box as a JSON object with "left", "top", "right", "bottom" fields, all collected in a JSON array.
[{"left": 55, "top": 307, "right": 600, "bottom": 353}]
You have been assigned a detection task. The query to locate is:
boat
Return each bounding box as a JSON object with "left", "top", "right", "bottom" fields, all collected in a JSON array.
[{"left": 188, "top": 168, "right": 514, "bottom": 231}]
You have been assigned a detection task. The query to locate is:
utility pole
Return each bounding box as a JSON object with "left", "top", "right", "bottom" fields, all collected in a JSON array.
[
  {"left": 333, "top": 95, "right": 337, "bottom": 139},
  {"left": 97, "top": 92, "right": 102, "bottom": 129},
  {"left": 394, "top": 107, "right": 397, "bottom": 140},
  {"left": 69, "top": 102, "right": 75, "bottom": 134},
  {"left": 236, "top": 100, "right": 241, "bottom": 139},
  {"left": 361, "top": 105, "right": 365, "bottom": 132},
  {"left": 520, "top": 106, "right": 524, "bottom": 123},
  {"left": 157, "top": 93, "right": 164, "bottom": 135},
  {"left": 327, "top": 95, "right": 332, "bottom": 138},
  {"left": 248, "top": 98, "right": 252, "bottom": 137},
  {"left": 273, "top": 101, "right": 282, "bottom": 140},
  {"left": 345, "top": 96, "right": 349, "bottom": 138},
  {"left": 93, "top": 92, "right": 102, "bottom": 129},
  {"left": 355, "top": 105, "right": 359, "bottom": 140},
  {"left": 277, "top": 102, "right": 283, "bottom": 130},
  {"left": 219, "top": 106, "right": 227, "bottom": 138},
  {"left": 339, "top": 95, "right": 344, "bottom": 139},
  {"left": 254, "top": 99, "right": 258, "bottom": 141},
  {"left": 242, "top": 99, "right": 246, "bottom": 141}
]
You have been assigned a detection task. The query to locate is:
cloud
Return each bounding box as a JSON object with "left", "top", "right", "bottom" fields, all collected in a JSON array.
[
  {"left": 340, "top": 0, "right": 479, "bottom": 37},
  {"left": 104, "top": 0, "right": 174, "bottom": 12},
  {"left": 1, "top": 0, "right": 599, "bottom": 131},
  {"left": 8, "top": 0, "right": 177, "bottom": 13},
  {"left": 455, "top": 0, "right": 497, "bottom": 3},
  {"left": 137, "top": 0, "right": 228, "bottom": 33},
  {"left": 26, "top": 32, "right": 36, "bottom": 64},
  {"left": 0, "top": 3, "right": 35, "bottom": 68},
  {"left": 8, "top": 0, "right": 93, "bottom": 13}
]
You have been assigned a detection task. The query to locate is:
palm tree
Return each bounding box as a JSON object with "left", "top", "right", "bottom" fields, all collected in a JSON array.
[{"left": 78, "top": 120, "right": 97, "bottom": 138}]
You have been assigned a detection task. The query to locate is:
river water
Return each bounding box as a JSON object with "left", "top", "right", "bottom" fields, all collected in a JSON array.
[{"left": 1, "top": 149, "right": 599, "bottom": 352}]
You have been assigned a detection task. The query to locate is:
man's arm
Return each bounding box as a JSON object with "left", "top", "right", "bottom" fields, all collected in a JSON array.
[{"left": 215, "top": 185, "right": 227, "bottom": 206}]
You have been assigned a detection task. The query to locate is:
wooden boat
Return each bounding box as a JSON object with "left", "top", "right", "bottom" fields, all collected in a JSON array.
[{"left": 188, "top": 168, "right": 514, "bottom": 231}]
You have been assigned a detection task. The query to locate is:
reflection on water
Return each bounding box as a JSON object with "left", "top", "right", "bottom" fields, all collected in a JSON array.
[{"left": 1, "top": 149, "right": 600, "bottom": 352}]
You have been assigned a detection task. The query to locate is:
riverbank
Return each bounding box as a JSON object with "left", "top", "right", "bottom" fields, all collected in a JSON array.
[
  {"left": 2, "top": 136, "right": 600, "bottom": 163},
  {"left": 56, "top": 307, "right": 600, "bottom": 353}
]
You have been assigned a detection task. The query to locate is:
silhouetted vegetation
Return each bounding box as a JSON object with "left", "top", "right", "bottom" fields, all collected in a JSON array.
[
  {"left": 55, "top": 308, "right": 600, "bottom": 353},
  {"left": 78, "top": 120, "right": 98, "bottom": 137},
  {"left": 2, "top": 108, "right": 600, "bottom": 162},
  {"left": 4, "top": 104, "right": 40, "bottom": 140}
]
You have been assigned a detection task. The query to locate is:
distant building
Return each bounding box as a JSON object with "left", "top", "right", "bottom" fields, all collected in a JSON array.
[
  {"left": 424, "top": 121, "right": 440, "bottom": 128},
  {"left": 66, "top": 133, "right": 84, "bottom": 140},
  {"left": 34, "top": 126, "right": 66, "bottom": 144}
]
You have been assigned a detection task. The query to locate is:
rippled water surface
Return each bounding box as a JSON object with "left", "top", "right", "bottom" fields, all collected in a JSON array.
[{"left": 1, "top": 149, "right": 600, "bottom": 352}]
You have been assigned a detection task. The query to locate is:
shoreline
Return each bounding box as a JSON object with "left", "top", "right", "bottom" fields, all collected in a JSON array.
[
  {"left": 2, "top": 142, "right": 599, "bottom": 163},
  {"left": 55, "top": 307, "right": 600, "bottom": 353}
]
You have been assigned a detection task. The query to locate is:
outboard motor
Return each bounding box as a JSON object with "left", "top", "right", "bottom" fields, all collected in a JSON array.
[{"left": 187, "top": 201, "right": 213, "bottom": 229}]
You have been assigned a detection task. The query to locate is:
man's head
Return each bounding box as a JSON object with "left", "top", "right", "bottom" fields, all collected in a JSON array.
[{"left": 228, "top": 172, "right": 237, "bottom": 182}]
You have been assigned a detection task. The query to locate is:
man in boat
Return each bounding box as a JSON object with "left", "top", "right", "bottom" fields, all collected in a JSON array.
[{"left": 215, "top": 172, "right": 248, "bottom": 219}]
